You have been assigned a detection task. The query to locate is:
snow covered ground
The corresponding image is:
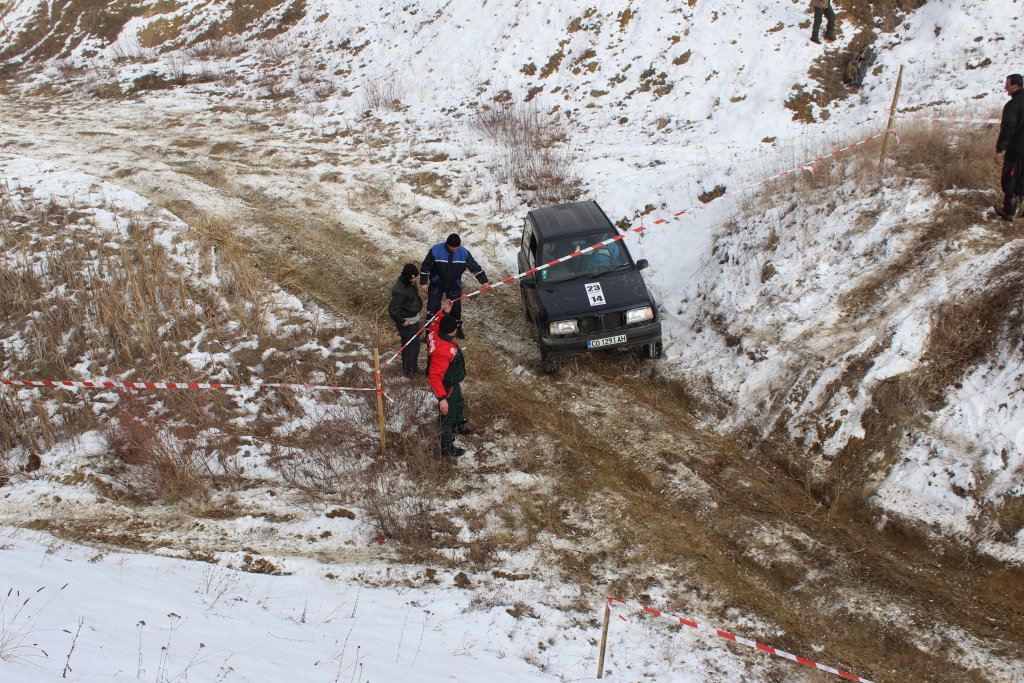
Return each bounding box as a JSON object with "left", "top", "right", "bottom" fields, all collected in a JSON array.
[{"left": 2, "top": 0, "right": 1024, "bottom": 681}]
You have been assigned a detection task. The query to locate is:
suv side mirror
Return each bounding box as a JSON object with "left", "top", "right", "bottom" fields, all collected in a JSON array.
[{"left": 636, "top": 259, "right": 649, "bottom": 271}]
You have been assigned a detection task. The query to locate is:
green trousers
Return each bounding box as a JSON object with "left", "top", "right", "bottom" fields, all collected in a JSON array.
[{"left": 438, "top": 383, "right": 465, "bottom": 448}]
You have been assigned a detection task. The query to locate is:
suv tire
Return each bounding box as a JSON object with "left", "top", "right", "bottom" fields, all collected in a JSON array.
[
  {"left": 541, "top": 349, "right": 561, "bottom": 374},
  {"left": 644, "top": 341, "right": 663, "bottom": 359}
]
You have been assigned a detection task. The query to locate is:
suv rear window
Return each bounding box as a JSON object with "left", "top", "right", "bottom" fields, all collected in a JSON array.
[{"left": 539, "top": 232, "right": 631, "bottom": 284}]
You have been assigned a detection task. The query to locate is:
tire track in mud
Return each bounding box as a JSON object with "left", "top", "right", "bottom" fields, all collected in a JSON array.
[{"left": 1, "top": 92, "right": 1021, "bottom": 682}]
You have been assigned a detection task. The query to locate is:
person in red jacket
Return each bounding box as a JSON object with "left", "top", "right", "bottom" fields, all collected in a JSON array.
[{"left": 426, "top": 300, "right": 472, "bottom": 457}]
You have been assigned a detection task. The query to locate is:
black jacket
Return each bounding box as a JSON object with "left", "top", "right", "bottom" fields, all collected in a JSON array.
[
  {"left": 998, "top": 89, "right": 1024, "bottom": 154},
  {"left": 388, "top": 277, "right": 422, "bottom": 326}
]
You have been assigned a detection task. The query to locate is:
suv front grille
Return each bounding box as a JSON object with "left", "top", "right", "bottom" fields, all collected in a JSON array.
[{"left": 578, "top": 312, "right": 625, "bottom": 335}]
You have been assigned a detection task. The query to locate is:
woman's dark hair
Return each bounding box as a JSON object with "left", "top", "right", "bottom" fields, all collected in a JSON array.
[{"left": 401, "top": 263, "right": 419, "bottom": 282}]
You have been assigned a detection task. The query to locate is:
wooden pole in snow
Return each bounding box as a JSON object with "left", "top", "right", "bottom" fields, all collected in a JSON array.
[
  {"left": 373, "top": 348, "right": 387, "bottom": 454},
  {"left": 597, "top": 599, "right": 611, "bottom": 678},
  {"left": 879, "top": 64, "right": 904, "bottom": 170}
]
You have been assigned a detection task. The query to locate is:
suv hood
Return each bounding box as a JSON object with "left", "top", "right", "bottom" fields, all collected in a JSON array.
[{"left": 537, "top": 268, "right": 653, "bottom": 319}]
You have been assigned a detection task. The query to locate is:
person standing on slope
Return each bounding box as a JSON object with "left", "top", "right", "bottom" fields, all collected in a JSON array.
[
  {"left": 388, "top": 262, "right": 423, "bottom": 380},
  {"left": 426, "top": 299, "right": 473, "bottom": 458},
  {"left": 809, "top": 0, "right": 836, "bottom": 44},
  {"left": 420, "top": 232, "right": 488, "bottom": 340},
  {"left": 995, "top": 73, "right": 1024, "bottom": 221}
]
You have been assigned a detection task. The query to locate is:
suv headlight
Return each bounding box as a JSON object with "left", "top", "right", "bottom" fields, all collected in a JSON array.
[
  {"left": 625, "top": 306, "right": 654, "bottom": 324},
  {"left": 549, "top": 319, "right": 579, "bottom": 336}
]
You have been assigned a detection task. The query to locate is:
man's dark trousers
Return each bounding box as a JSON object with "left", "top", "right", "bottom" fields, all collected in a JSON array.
[
  {"left": 813, "top": 6, "right": 835, "bottom": 40},
  {"left": 398, "top": 324, "right": 421, "bottom": 378},
  {"left": 438, "top": 384, "right": 465, "bottom": 450},
  {"left": 427, "top": 285, "right": 462, "bottom": 329},
  {"left": 1002, "top": 151, "right": 1024, "bottom": 216}
]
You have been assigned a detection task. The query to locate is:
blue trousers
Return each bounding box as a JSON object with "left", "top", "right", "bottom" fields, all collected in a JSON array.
[{"left": 426, "top": 285, "right": 462, "bottom": 329}]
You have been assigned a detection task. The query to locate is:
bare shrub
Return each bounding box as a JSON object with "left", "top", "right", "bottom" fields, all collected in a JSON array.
[
  {"left": 475, "top": 100, "right": 582, "bottom": 205},
  {"left": 52, "top": 59, "right": 84, "bottom": 82},
  {"left": 109, "top": 34, "right": 144, "bottom": 62},
  {"left": 494, "top": 146, "right": 584, "bottom": 206},
  {"left": 361, "top": 76, "right": 404, "bottom": 112},
  {"left": 189, "top": 37, "right": 242, "bottom": 60},
  {"left": 101, "top": 391, "right": 246, "bottom": 503},
  {"left": 474, "top": 101, "right": 568, "bottom": 149},
  {"left": 257, "top": 40, "right": 289, "bottom": 63},
  {"left": 269, "top": 402, "right": 375, "bottom": 498},
  {"left": 166, "top": 53, "right": 190, "bottom": 85}
]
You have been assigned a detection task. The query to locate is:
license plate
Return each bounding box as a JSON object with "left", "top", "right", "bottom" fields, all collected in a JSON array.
[{"left": 588, "top": 334, "right": 627, "bottom": 349}]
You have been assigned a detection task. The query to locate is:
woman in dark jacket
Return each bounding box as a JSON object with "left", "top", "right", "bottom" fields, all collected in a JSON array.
[{"left": 388, "top": 263, "right": 423, "bottom": 379}]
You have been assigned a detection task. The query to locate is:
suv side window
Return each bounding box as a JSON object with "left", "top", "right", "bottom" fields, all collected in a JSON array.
[{"left": 528, "top": 232, "right": 539, "bottom": 265}]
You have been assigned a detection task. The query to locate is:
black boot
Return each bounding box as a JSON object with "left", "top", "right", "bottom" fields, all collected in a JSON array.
[
  {"left": 810, "top": 34, "right": 821, "bottom": 44},
  {"left": 456, "top": 327, "right": 466, "bottom": 340},
  {"left": 998, "top": 196, "right": 1018, "bottom": 221},
  {"left": 441, "top": 444, "right": 465, "bottom": 458},
  {"left": 454, "top": 422, "right": 473, "bottom": 436}
]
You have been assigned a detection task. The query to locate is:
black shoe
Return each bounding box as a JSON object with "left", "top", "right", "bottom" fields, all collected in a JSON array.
[
  {"left": 824, "top": 32, "right": 836, "bottom": 42},
  {"left": 995, "top": 202, "right": 1016, "bottom": 221},
  {"left": 441, "top": 445, "right": 465, "bottom": 458},
  {"left": 454, "top": 423, "right": 473, "bottom": 436},
  {"left": 810, "top": 35, "right": 821, "bottom": 44},
  {"left": 456, "top": 327, "right": 466, "bottom": 340}
]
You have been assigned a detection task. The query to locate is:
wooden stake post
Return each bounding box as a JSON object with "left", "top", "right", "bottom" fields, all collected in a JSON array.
[
  {"left": 597, "top": 599, "right": 611, "bottom": 678},
  {"left": 879, "top": 64, "right": 904, "bottom": 170},
  {"left": 373, "top": 348, "right": 387, "bottom": 454}
]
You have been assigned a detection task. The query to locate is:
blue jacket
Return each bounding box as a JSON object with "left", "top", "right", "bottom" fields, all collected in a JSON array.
[{"left": 420, "top": 243, "right": 488, "bottom": 289}]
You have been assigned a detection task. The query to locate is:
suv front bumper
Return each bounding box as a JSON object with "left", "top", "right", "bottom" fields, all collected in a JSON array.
[{"left": 539, "top": 320, "right": 662, "bottom": 358}]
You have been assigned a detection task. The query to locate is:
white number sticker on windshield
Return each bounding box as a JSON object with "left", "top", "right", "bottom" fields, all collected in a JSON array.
[{"left": 585, "top": 282, "right": 606, "bottom": 306}]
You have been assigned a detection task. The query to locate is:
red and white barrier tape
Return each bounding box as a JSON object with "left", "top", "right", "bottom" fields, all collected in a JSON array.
[
  {"left": 1, "top": 378, "right": 380, "bottom": 393},
  {"left": 384, "top": 129, "right": 895, "bottom": 369},
  {"left": 608, "top": 597, "right": 875, "bottom": 683},
  {"left": 897, "top": 113, "right": 1000, "bottom": 125}
]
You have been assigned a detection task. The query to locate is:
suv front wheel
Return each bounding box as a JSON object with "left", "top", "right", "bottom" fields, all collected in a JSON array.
[
  {"left": 540, "top": 348, "right": 561, "bottom": 374},
  {"left": 644, "top": 341, "right": 663, "bottom": 359}
]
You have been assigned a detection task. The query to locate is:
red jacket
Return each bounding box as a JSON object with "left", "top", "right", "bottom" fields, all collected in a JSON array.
[{"left": 426, "top": 311, "right": 462, "bottom": 400}]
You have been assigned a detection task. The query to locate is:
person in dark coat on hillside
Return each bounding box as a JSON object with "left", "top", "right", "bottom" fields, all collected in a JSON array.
[
  {"left": 426, "top": 300, "right": 472, "bottom": 458},
  {"left": 388, "top": 263, "right": 423, "bottom": 379},
  {"left": 995, "top": 73, "right": 1024, "bottom": 221},
  {"left": 809, "top": 0, "right": 836, "bottom": 44},
  {"left": 420, "top": 232, "right": 489, "bottom": 340}
]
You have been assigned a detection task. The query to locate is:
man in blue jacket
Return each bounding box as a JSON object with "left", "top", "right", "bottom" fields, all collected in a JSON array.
[{"left": 420, "top": 233, "right": 488, "bottom": 339}]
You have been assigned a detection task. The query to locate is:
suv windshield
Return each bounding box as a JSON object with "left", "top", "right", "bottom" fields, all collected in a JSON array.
[{"left": 538, "top": 232, "right": 632, "bottom": 284}]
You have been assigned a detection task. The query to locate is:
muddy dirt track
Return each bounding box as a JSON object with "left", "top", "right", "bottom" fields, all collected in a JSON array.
[{"left": 1, "top": 89, "right": 1021, "bottom": 682}]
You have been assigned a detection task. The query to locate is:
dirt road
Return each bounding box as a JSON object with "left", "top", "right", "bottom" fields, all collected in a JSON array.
[{"left": 1, "top": 89, "right": 1021, "bottom": 682}]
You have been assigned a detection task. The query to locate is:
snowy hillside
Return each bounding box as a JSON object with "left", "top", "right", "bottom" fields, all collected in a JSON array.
[{"left": 1, "top": 1, "right": 1023, "bottom": 682}]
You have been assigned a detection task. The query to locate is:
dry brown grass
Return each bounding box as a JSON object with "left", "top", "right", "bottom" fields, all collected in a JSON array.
[
  {"left": 0, "top": 180, "right": 372, "bottom": 505},
  {"left": 474, "top": 100, "right": 583, "bottom": 206},
  {"left": 103, "top": 391, "right": 233, "bottom": 503},
  {"left": 890, "top": 118, "right": 997, "bottom": 194}
]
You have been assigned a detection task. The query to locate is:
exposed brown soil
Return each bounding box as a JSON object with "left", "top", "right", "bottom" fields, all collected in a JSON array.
[{"left": 1, "top": 89, "right": 1021, "bottom": 683}]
